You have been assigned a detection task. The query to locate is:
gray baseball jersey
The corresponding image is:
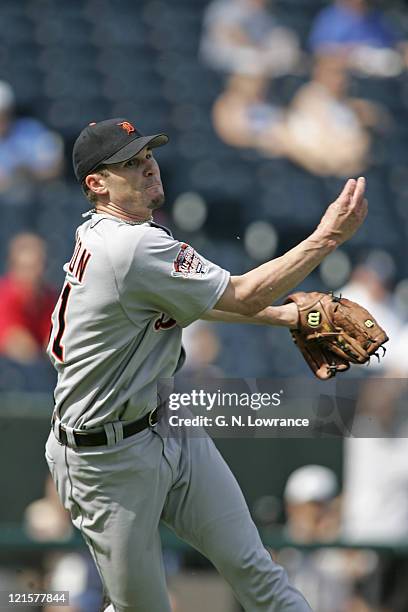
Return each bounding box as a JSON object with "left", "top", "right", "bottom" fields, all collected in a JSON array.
[{"left": 47, "top": 213, "right": 229, "bottom": 430}]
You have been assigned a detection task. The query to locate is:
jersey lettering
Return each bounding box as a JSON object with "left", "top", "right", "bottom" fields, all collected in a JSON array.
[
  {"left": 68, "top": 239, "right": 92, "bottom": 283},
  {"left": 75, "top": 249, "right": 92, "bottom": 283},
  {"left": 52, "top": 282, "right": 72, "bottom": 362}
]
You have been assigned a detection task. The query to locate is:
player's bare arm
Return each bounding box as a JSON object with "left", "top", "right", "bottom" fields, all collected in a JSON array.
[
  {"left": 202, "top": 303, "right": 298, "bottom": 328},
  {"left": 215, "top": 177, "right": 367, "bottom": 316}
]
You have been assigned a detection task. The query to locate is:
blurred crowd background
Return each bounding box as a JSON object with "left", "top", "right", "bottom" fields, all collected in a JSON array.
[{"left": 1, "top": 0, "right": 408, "bottom": 610}]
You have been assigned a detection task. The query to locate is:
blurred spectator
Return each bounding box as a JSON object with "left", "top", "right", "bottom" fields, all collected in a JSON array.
[
  {"left": 25, "top": 475, "right": 73, "bottom": 542},
  {"left": 260, "top": 54, "right": 388, "bottom": 176},
  {"left": 339, "top": 249, "right": 403, "bottom": 370},
  {"left": 309, "top": 0, "right": 407, "bottom": 77},
  {"left": 181, "top": 320, "right": 223, "bottom": 378},
  {"left": 0, "top": 81, "right": 63, "bottom": 193},
  {"left": 212, "top": 73, "right": 283, "bottom": 149},
  {"left": 276, "top": 465, "right": 356, "bottom": 612},
  {"left": 200, "top": 0, "right": 300, "bottom": 76},
  {"left": 0, "top": 233, "right": 56, "bottom": 364},
  {"left": 280, "top": 465, "right": 383, "bottom": 611},
  {"left": 283, "top": 464, "right": 340, "bottom": 544},
  {"left": 258, "top": 53, "right": 389, "bottom": 176}
]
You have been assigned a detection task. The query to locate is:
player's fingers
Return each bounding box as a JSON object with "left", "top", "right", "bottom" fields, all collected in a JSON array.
[
  {"left": 351, "top": 176, "right": 366, "bottom": 207},
  {"left": 338, "top": 178, "right": 357, "bottom": 201}
]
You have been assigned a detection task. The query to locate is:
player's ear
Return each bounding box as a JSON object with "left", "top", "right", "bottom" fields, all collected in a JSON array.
[{"left": 85, "top": 172, "right": 109, "bottom": 197}]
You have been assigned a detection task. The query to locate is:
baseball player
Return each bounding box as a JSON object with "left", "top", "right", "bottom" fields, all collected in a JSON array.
[{"left": 45, "top": 118, "right": 367, "bottom": 612}]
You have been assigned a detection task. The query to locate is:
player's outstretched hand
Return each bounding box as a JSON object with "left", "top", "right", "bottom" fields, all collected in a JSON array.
[{"left": 316, "top": 177, "right": 368, "bottom": 247}]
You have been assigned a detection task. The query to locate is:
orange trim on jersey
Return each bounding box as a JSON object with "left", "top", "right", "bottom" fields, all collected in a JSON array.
[{"left": 68, "top": 239, "right": 82, "bottom": 273}]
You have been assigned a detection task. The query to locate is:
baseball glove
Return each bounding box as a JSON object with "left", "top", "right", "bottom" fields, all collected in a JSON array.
[{"left": 285, "top": 292, "right": 389, "bottom": 380}]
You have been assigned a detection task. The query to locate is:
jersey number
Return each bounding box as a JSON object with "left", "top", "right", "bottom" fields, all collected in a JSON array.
[{"left": 52, "top": 282, "right": 72, "bottom": 362}]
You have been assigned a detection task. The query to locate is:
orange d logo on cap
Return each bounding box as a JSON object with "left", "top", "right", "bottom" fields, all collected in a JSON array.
[{"left": 117, "top": 121, "right": 135, "bottom": 135}]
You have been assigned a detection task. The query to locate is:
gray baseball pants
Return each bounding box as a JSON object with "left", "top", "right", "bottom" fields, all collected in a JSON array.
[{"left": 45, "top": 415, "right": 312, "bottom": 612}]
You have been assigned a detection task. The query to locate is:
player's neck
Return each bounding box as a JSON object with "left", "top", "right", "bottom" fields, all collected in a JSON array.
[{"left": 95, "top": 202, "right": 152, "bottom": 225}]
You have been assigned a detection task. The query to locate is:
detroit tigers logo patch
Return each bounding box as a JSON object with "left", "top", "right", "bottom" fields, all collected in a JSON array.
[
  {"left": 172, "top": 243, "right": 208, "bottom": 278},
  {"left": 117, "top": 121, "right": 135, "bottom": 135}
]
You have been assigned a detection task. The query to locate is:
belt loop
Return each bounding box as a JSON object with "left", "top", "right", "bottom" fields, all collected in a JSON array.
[
  {"left": 65, "top": 426, "right": 77, "bottom": 448},
  {"left": 112, "top": 421, "right": 124, "bottom": 443},
  {"left": 104, "top": 423, "right": 116, "bottom": 447}
]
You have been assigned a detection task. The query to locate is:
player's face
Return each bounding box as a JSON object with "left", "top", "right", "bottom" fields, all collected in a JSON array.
[{"left": 103, "top": 147, "right": 165, "bottom": 215}]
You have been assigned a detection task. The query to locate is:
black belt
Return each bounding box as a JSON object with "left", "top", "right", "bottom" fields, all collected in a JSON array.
[{"left": 53, "top": 407, "right": 159, "bottom": 448}]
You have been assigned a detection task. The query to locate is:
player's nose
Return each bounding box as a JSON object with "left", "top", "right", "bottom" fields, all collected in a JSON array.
[{"left": 143, "top": 158, "right": 158, "bottom": 178}]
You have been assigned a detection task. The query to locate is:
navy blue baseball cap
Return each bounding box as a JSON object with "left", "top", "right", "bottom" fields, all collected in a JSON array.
[{"left": 72, "top": 118, "right": 169, "bottom": 182}]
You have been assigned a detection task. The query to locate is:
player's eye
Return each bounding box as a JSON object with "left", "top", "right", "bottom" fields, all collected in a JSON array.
[
  {"left": 124, "top": 152, "right": 153, "bottom": 167},
  {"left": 124, "top": 158, "right": 139, "bottom": 168}
]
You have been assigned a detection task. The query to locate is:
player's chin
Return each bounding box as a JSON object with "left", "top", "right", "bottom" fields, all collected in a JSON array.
[{"left": 147, "top": 189, "right": 165, "bottom": 210}]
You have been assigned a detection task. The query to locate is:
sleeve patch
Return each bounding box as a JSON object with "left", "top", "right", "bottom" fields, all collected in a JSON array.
[{"left": 172, "top": 243, "right": 208, "bottom": 278}]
